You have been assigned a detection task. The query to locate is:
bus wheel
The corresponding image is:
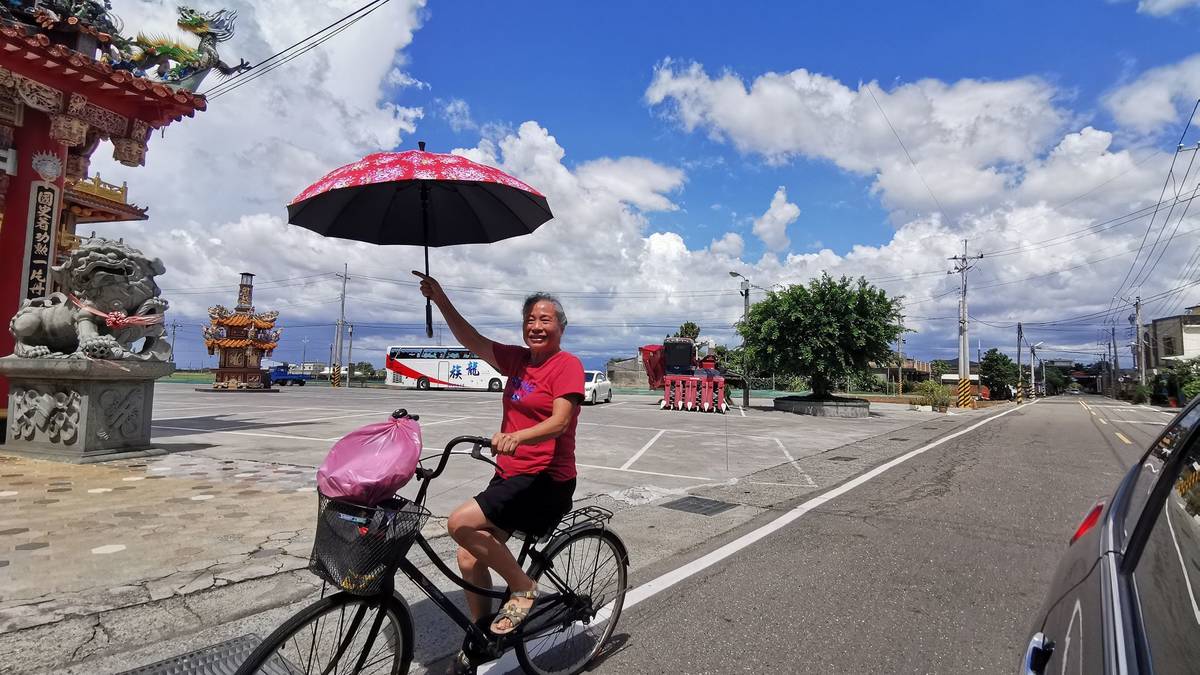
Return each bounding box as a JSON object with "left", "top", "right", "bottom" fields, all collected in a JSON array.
[
  {"left": 488, "top": 378, "right": 502, "bottom": 392},
  {"left": 417, "top": 377, "right": 430, "bottom": 390}
]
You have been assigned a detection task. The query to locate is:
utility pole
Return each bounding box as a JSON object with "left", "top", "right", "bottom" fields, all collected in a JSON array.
[
  {"left": 740, "top": 279, "right": 750, "bottom": 407},
  {"left": 1135, "top": 296, "right": 1145, "bottom": 387},
  {"left": 346, "top": 323, "right": 355, "bottom": 387},
  {"left": 1016, "top": 323, "right": 1023, "bottom": 404},
  {"left": 301, "top": 337, "right": 309, "bottom": 368},
  {"left": 169, "top": 320, "right": 179, "bottom": 363},
  {"left": 949, "top": 240, "right": 984, "bottom": 408},
  {"left": 1111, "top": 326, "right": 1120, "bottom": 398},
  {"left": 327, "top": 342, "right": 333, "bottom": 383},
  {"left": 897, "top": 315, "right": 905, "bottom": 396},
  {"left": 1042, "top": 359, "right": 1047, "bottom": 397},
  {"left": 729, "top": 271, "right": 751, "bottom": 408},
  {"left": 333, "top": 263, "right": 348, "bottom": 388}
]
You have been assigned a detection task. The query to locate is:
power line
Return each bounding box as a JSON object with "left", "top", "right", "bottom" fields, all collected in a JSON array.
[
  {"left": 866, "top": 83, "right": 946, "bottom": 216},
  {"left": 202, "top": 0, "right": 392, "bottom": 100}
]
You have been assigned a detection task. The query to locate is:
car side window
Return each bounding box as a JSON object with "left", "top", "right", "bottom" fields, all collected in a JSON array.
[
  {"left": 1130, "top": 405, "right": 1200, "bottom": 672},
  {"left": 1125, "top": 406, "right": 1200, "bottom": 541}
]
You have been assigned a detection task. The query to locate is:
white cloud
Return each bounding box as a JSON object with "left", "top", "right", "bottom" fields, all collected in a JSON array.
[
  {"left": 752, "top": 187, "right": 800, "bottom": 251},
  {"left": 646, "top": 60, "right": 1067, "bottom": 217},
  {"left": 387, "top": 69, "right": 430, "bottom": 90},
  {"left": 575, "top": 157, "right": 685, "bottom": 212},
  {"left": 440, "top": 98, "right": 477, "bottom": 132},
  {"left": 1105, "top": 53, "right": 1200, "bottom": 134},
  {"left": 709, "top": 232, "right": 744, "bottom": 258},
  {"left": 1136, "top": 0, "right": 1200, "bottom": 16}
]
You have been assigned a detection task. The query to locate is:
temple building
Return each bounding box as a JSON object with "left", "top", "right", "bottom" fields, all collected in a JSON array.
[
  {"left": 0, "top": 1, "right": 232, "bottom": 433},
  {"left": 203, "top": 273, "right": 281, "bottom": 390}
]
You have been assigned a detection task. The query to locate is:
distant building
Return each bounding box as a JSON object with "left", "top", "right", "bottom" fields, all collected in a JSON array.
[{"left": 1142, "top": 306, "right": 1200, "bottom": 372}]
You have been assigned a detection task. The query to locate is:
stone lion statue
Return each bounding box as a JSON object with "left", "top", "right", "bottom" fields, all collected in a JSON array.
[{"left": 9, "top": 237, "right": 171, "bottom": 360}]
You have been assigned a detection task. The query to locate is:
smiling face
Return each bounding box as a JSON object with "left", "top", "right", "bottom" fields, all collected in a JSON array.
[{"left": 523, "top": 299, "right": 564, "bottom": 358}]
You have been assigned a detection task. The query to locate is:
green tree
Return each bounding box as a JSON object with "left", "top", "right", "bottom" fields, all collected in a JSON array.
[
  {"left": 353, "top": 361, "right": 375, "bottom": 379},
  {"left": 979, "top": 348, "right": 1018, "bottom": 400},
  {"left": 1044, "top": 367, "right": 1068, "bottom": 395},
  {"left": 674, "top": 321, "right": 701, "bottom": 340},
  {"left": 930, "top": 361, "right": 952, "bottom": 379},
  {"left": 738, "top": 273, "right": 903, "bottom": 399}
]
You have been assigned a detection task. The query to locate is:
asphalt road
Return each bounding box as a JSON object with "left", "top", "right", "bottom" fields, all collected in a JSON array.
[{"left": 591, "top": 396, "right": 1172, "bottom": 674}]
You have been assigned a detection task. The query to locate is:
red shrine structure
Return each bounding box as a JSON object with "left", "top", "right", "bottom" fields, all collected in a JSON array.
[
  {"left": 202, "top": 273, "right": 281, "bottom": 391},
  {"left": 0, "top": 7, "right": 206, "bottom": 433}
]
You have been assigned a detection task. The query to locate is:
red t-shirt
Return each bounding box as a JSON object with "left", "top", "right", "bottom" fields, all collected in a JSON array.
[{"left": 492, "top": 343, "right": 584, "bottom": 480}]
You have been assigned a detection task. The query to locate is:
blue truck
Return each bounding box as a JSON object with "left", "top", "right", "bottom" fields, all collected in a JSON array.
[{"left": 267, "top": 364, "right": 312, "bottom": 387}]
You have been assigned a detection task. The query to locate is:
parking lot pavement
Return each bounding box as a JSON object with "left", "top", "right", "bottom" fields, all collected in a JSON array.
[
  {"left": 148, "top": 384, "right": 957, "bottom": 517},
  {"left": 0, "top": 383, "right": 981, "bottom": 673}
]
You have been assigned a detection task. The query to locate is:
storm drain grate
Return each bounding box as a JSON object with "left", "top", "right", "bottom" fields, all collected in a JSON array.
[
  {"left": 661, "top": 496, "right": 738, "bottom": 516},
  {"left": 117, "top": 634, "right": 291, "bottom": 675},
  {"left": 827, "top": 456, "right": 857, "bottom": 462}
]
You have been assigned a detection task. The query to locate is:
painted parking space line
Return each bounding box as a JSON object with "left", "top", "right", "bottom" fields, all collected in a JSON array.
[
  {"left": 577, "top": 463, "right": 712, "bottom": 481},
  {"left": 620, "top": 430, "right": 667, "bottom": 470},
  {"left": 1115, "top": 432, "right": 1133, "bottom": 445},
  {"left": 775, "top": 438, "right": 817, "bottom": 487},
  {"left": 151, "top": 424, "right": 330, "bottom": 442}
]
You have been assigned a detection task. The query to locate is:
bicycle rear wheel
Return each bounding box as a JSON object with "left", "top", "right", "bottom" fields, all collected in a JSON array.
[
  {"left": 516, "top": 529, "right": 629, "bottom": 675},
  {"left": 236, "top": 591, "right": 413, "bottom": 675}
]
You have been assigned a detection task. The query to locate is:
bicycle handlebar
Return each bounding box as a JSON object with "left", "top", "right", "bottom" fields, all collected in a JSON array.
[{"left": 414, "top": 435, "right": 495, "bottom": 505}]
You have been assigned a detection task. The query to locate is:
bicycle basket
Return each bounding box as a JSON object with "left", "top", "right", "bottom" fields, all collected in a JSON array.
[{"left": 308, "top": 492, "right": 430, "bottom": 596}]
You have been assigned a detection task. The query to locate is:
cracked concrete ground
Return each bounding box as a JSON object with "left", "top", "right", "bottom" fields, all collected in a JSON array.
[{"left": 0, "top": 383, "right": 977, "bottom": 673}]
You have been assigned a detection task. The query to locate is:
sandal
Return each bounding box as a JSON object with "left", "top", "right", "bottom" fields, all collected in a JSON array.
[{"left": 490, "top": 589, "right": 539, "bottom": 635}]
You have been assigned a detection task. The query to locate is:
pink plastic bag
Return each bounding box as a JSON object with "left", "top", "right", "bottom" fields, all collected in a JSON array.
[{"left": 317, "top": 415, "right": 422, "bottom": 506}]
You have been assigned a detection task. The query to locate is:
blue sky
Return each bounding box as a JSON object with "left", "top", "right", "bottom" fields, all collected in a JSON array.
[
  {"left": 396, "top": 0, "right": 1190, "bottom": 260},
  {"left": 99, "top": 0, "right": 1200, "bottom": 371}
]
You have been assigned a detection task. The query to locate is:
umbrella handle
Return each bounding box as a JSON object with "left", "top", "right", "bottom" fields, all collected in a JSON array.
[{"left": 426, "top": 299, "right": 434, "bottom": 338}]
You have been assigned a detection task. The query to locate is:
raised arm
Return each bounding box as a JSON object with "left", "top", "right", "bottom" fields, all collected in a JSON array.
[{"left": 413, "top": 271, "right": 499, "bottom": 369}]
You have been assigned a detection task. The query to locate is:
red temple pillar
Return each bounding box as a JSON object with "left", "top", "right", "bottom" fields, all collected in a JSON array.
[{"left": 0, "top": 109, "right": 68, "bottom": 420}]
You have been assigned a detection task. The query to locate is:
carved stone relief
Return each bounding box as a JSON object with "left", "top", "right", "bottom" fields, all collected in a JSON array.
[
  {"left": 9, "top": 386, "right": 81, "bottom": 445},
  {"left": 100, "top": 387, "right": 143, "bottom": 440}
]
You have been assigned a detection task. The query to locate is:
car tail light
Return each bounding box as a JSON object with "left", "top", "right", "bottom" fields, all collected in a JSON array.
[{"left": 1070, "top": 502, "right": 1105, "bottom": 545}]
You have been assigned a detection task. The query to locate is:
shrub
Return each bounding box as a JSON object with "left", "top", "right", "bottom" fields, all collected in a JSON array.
[
  {"left": 1133, "top": 385, "right": 1152, "bottom": 404},
  {"left": 1183, "top": 379, "right": 1200, "bottom": 403},
  {"left": 913, "top": 379, "right": 953, "bottom": 408}
]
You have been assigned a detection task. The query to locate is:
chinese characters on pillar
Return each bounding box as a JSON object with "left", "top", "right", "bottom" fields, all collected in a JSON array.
[{"left": 22, "top": 182, "right": 59, "bottom": 300}]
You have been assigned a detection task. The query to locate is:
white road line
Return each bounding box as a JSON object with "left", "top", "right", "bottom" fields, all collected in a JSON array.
[
  {"left": 775, "top": 438, "right": 817, "bottom": 487},
  {"left": 739, "top": 405, "right": 746, "bottom": 417},
  {"left": 749, "top": 480, "right": 817, "bottom": 488},
  {"left": 1110, "top": 419, "right": 1167, "bottom": 425},
  {"left": 576, "top": 463, "right": 712, "bottom": 481},
  {"left": 603, "top": 401, "right": 628, "bottom": 408},
  {"left": 620, "top": 430, "right": 667, "bottom": 470},
  {"left": 574, "top": 420, "right": 775, "bottom": 441},
  {"left": 151, "top": 424, "right": 330, "bottom": 442},
  {"left": 1099, "top": 418, "right": 1108, "bottom": 425},
  {"left": 615, "top": 401, "right": 1029, "bottom": 614}
]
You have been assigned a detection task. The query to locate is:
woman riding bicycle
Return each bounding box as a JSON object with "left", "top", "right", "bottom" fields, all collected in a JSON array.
[{"left": 414, "top": 272, "right": 584, "bottom": 646}]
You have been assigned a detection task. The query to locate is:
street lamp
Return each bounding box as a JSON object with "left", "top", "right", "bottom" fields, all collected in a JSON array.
[{"left": 730, "top": 271, "right": 751, "bottom": 407}]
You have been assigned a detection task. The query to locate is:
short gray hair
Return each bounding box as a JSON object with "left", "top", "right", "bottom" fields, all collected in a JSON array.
[{"left": 522, "top": 292, "right": 568, "bottom": 329}]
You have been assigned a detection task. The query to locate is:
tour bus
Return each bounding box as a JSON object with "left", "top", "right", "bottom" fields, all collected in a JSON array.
[{"left": 384, "top": 345, "right": 507, "bottom": 391}]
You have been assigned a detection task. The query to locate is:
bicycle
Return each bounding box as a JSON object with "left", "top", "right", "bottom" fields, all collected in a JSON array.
[{"left": 235, "top": 416, "right": 630, "bottom": 675}]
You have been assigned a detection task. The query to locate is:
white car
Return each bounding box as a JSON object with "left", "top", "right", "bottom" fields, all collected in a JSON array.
[{"left": 584, "top": 370, "right": 612, "bottom": 405}]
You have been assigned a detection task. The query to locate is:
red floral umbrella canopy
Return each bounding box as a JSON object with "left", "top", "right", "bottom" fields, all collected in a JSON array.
[{"left": 287, "top": 149, "right": 552, "bottom": 247}]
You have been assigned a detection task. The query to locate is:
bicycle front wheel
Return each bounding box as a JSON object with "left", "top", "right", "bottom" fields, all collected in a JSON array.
[
  {"left": 516, "top": 529, "right": 629, "bottom": 675},
  {"left": 236, "top": 591, "right": 413, "bottom": 675}
]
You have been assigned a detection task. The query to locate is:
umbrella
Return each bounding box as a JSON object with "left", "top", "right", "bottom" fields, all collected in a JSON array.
[{"left": 287, "top": 142, "right": 553, "bottom": 337}]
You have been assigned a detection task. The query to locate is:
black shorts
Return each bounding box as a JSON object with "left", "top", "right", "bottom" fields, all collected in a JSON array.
[{"left": 474, "top": 472, "right": 576, "bottom": 537}]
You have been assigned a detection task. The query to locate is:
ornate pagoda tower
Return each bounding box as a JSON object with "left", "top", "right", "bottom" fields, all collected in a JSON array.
[{"left": 203, "top": 273, "right": 281, "bottom": 390}]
